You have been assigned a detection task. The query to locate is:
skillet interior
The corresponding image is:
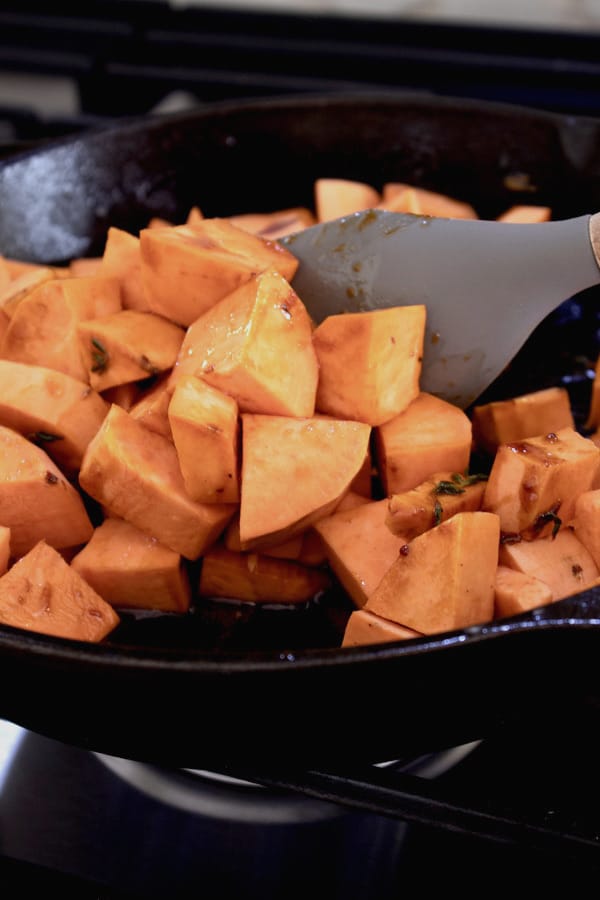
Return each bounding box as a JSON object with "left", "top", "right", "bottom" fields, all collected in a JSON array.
[{"left": 1, "top": 90, "right": 600, "bottom": 768}]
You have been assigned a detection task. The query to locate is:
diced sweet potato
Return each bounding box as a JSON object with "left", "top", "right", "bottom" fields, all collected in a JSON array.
[
  {"left": 380, "top": 183, "right": 478, "bottom": 219},
  {"left": 342, "top": 609, "right": 422, "bottom": 647},
  {"left": 365, "top": 511, "right": 500, "bottom": 634},
  {"left": 1, "top": 276, "right": 122, "bottom": 382},
  {"left": 79, "top": 404, "right": 236, "bottom": 559},
  {"left": 100, "top": 226, "right": 151, "bottom": 312},
  {"left": 170, "top": 268, "right": 319, "bottom": 417},
  {"left": 0, "top": 425, "right": 94, "bottom": 557},
  {"left": 168, "top": 375, "right": 240, "bottom": 503},
  {"left": 494, "top": 564, "right": 553, "bottom": 619},
  {"left": 348, "top": 449, "right": 373, "bottom": 498},
  {"left": 71, "top": 517, "right": 191, "bottom": 613},
  {"left": 0, "top": 540, "right": 119, "bottom": 641},
  {"left": 239, "top": 413, "right": 371, "bottom": 549},
  {"left": 0, "top": 359, "right": 110, "bottom": 472},
  {"left": 226, "top": 207, "right": 316, "bottom": 240},
  {"left": 499, "top": 527, "right": 599, "bottom": 601},
  {"left": 224, "top": 515, "right": 304, "bottom": 558},
  {"left": 77, "top": 309, "right": 185, "bottom": 392},
  {"left": 198, "top": 545, "right": 330, "bottom": 603},
  {"left": 570, "top": 489, "right": 600, "bottom": 568},
  {"left": 496, "top": 205, "right": 552, "bottom": 223},
  {"left": 140, "top": 219, "right": 299, "bottom": 327},
  {"left": 385, "top": 470, "right": 487, "bottom": 539},
  {"left": 101, "top": 381, "right": 142, "bottom": 412},
  {"left": 482, "top": 427, "right": 600, "bottom": 540},
  {"left": 375, "top": 392, "right": 472, "bottom": 495},
  {"left": 314, "top": 178, "right": 381, "bottom": 222},
  {"left": 471, "top": 387, "right": 574, "bottom": 455},
  {"left": 314, "top": 498, "right": 408, "bottom": 607},
  {"left": 70, "top": 257, "right": 103, "bottom": 277},
  {"left": 128, "top": 374, "right": 172, "bottom": 439},
  {"left": 0, "top": 265, "right": 58, "bottom": 318},
  {"left": 312, "top": 306, "right": 426, "bottom": 426},
  {"left": 0, "top": 526, "right": 10, "bottom": 575}
]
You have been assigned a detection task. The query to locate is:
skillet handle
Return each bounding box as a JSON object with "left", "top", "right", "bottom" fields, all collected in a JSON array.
[
  {"left": 589, "top": 212, "right": 600, "bottom": 269},
  {"left": 223, "top": 761, "right": 600, "bottom": 864}
]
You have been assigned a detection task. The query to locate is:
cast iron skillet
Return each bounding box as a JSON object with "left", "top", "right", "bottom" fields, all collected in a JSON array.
[{"left": 1, "top": 91, "right": 600, "bottom": 775}]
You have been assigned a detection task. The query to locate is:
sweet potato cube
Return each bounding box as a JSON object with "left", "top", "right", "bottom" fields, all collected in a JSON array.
[
  {"left": 70, "top": 257, "right": 103, "bottom": 277},
  {"left": 227, "top": 207, "right": 316, "bottom": 240},
  {"left": 140, "top": 219, "right": 299, "bottom": 327},
  {"left": 0, "top": 540, "right": 119, "bottom": 641},
  {"left": 224, "top": 515, "right": 304, "bottom": 559},
  {"left": 198, "top": 546, "right": 330, "bottom": 603},
  {"left": 342, "top": 609, "right": 421, "bottom": 647},
  {"left": 570, "top": 489, "right": 600, "bottom": 569},
  {"left": 71, "top": 517, "right": 191, "bottom": 613},
  {"left": 100, "top": 226, "right": 152, "bottom": 313},
  {"left": 494, "top": 564, "right": 553, "bottom": 619},
  {"left": 385, "top": 470, "right": 487, "bottom": 539},
  {"left": 314, "top": 178, "right": 381, "bottom": 222},
  {"left": 0, "top": 276, "right": 121, "bottom": 382},
  {"left": 0, "top": 425, "right": 94, "bottom": 557},
  {"left": 77, "top": 309, "right": 185, "bottom": 392},
  {"left": 314, "top": 498, "right": 408, "bottom": 607},
  {"left": 365, "top": 511, "right": 500, "bottom": 634},
  {"left": 380, "top": 183, "right": 478, "bottom": 219},
  {"left": 239, "top": 414, "right": 371, "bottom": 549},
  {"left": 101, "top": 381, "right": 142, "bottom": 412},
  {"left": 499, "top": 527, "right": 599, "bottom": 601},
  {"left": 128, "top": 374, "right": 172, "bottom": 439},
  {"left": 496, "top": 205, "right": 552, "bottom": 223},
  {"left": 79, "top": 404, "right": 236, "bottom": 559},
  {"left": 169, "top": 375, "right": 240, "bottom": 503},
  {"left": 170, "top": 268, "right": 318, "bottom": 417},
  {"left": 482, "top": 427, "right": 600, "bottom": 540},
  {"left": 375, "top": 392, "right": 472, "bottom": 495},
  {"left": 471, "top": 387, "right": 574, "bottom": 455},
  {"left": 0, "top": 359, "right": 110, "bottom": 472},
  {"left": 313, "top": 306, "right": 426, "bottom": 426},
  {"left": 0, "top": 265, "right": 58, "bottom": 318},
  {"left": 0, "top": 526, "right": 10, "bottom": 575}
]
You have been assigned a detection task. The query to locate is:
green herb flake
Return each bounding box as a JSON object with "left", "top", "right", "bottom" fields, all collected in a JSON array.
[
  {"left": 91, "top": 337, "right": 109, "bottom": 373},
  {"left": 433, "top": 499, "right": 443, "bottom": 527}
]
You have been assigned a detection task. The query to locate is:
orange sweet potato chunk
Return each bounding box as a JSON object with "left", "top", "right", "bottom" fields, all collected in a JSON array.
[
  {"left": 496, "top": 205, "right": 552, "bottom": 223},
  {"left": 239, "top": 414, "right": 371, "bottom": 550},
  {"left": 77, "top": 309, "right": 185, "bottom": 392},
  {"left": 365, "top": 511, "right": 500, "bottom": 634},
  {"left": 140, "top": 219, "right": 299, "bottom": 327},
  {"left": 312, "top": 306, "right": 426, "bottom": 426},
  {"left": 226, "top": 207, "right": 316, "bottom": 240},
  {"left": 375, "top": 392, "right": 472, "bottom": 496},
  {"left": 471, "top": 386, "right": 574, "bottom": 456},
  {"left": 100, "top": 226, "right": 152, "bottom": 312},
  {"left": 342, "top": 609, "right": 422, "bottom": 647},
  {"left": 0, "top": 266, "right": 58, "bottom": 319},
  {"left": 79, "top": 404, "right": 236, "bottom": 559},
  {"left": 128, "top": 374, "right": 172, "bottom": 439},
  {"left": 0, "top": 540, "right": 119, "bottom": 641},
  {"left": 0, "top": 425, "right": 94, "bottom": 557},
  {"left": 499, "top": 527, "right": 599, "bottom": 601},
  {"left": 71, "top": 517, "right": 191, "bottom": 613},
  {"left": 168, "top": 375, "right": 240, "bottom": 503},
  {"left": 0, "top": 526, "right": 10, "bottom": 575},
  {"left": 314, "top": 178, "right": 381, "bottom": 222},
  {"left": 380, "top": 183, "right": 478, "bottom": 219},
  {"left": 198, "top": 546, "right": 330, "bottom": 603},
  {"left": 494, "top": 564, "right": 553, "bottom": 619},
  {"left": 0, "top": 276, "right": 121, "bottom": 382},
  {"left": 482, "top": 427, "right": 600, "bottom": 540},
  {"left": 170, "top": 268, "right": 318, "bottom": 417},
  {"left": 0, "top": 359, "right": 109, "bottom": 473},
  {"left": 385, "top": 470, "right": 487, "bottom": 540},
  {"left": 314, "top": 498, "right": 408, "bottom": 608},
  {"left": 569, "top": 489, "right": 600, "bottom": 569}
]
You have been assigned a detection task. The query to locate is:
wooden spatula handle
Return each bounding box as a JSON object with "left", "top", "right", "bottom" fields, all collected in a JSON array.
[{"left": 589, "top": 212, "right": 600, "bottom": 268}]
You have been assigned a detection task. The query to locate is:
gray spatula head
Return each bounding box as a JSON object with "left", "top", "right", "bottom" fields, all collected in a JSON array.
[{"left": 282, "top": 209, "right": 600, "bottom": 409}]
